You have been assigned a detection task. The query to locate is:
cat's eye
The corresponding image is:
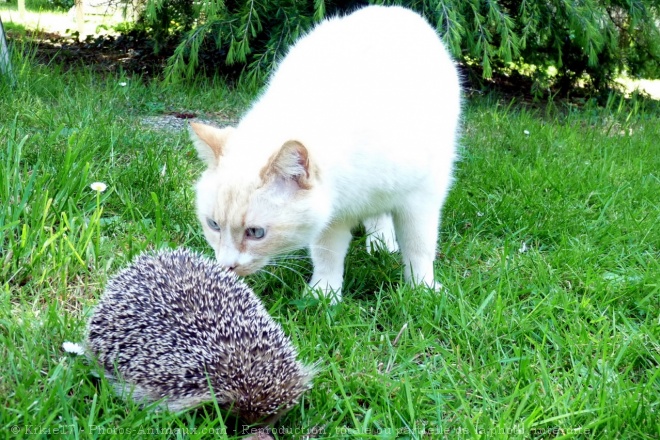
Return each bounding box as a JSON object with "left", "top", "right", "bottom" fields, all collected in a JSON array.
[
  {"left": 206, "top": 218, "right": 221, "bottom": 232},
  {"left": 245, "top": 227, "right": 266, "bottom": 240}
]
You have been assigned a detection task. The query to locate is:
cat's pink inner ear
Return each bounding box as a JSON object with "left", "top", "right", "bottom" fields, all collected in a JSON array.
[
  {"left": 261, "top": 140, "right": 312, "bottom": 189},
  {"left": 189, "top": 122, "right": 235, "bottom": 167}
]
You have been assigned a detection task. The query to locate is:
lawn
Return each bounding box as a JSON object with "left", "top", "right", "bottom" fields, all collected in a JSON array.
[{"left": 1, "top": 51, "right": 659, "bottom": 439}]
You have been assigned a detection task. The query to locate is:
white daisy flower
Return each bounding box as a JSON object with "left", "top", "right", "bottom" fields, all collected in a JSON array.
[
  {"left": 90, "top": 182, "right": 107, "bottom": 192},
  {"left": 62, "top": 341, "right": 85, "bottom": 356}
]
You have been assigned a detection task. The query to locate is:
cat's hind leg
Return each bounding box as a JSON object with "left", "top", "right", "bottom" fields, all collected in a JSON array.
[
  {"left": 364, "top": 213, "right": 399, "bottom": 254},
  {"left": 308, "top": 221, "right": 353, "bottom": 304},
  {"left": 392, "top": 195, "right": 442, "bottom": 290}
]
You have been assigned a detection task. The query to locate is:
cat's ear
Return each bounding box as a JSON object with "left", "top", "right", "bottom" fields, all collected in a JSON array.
[
  {"left": 189, "top": 122, "right": 235, "bottom": 168},
  {"left": 260, "top": 140, "right": 313, "bottom": 190}
]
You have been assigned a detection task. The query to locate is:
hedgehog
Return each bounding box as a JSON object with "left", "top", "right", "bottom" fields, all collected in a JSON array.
[{"left": 85, "top": 248, "right": 315, "bottom": 425}]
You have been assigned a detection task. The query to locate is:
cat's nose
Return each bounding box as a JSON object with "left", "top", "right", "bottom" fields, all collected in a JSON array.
[{"left": 215, "top": 253, "right": 239, "bottom": 271}]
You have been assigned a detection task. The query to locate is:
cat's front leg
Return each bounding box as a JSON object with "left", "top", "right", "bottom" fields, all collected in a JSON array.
[
  {"left": 392, "top": 196, "right": 442, "bottom": 291},
  {"left": 308, "top": 222, "right": 353, "bottom": 304},
  {"left": 364, "top": 213, "right": 399, "bottom": 253}
]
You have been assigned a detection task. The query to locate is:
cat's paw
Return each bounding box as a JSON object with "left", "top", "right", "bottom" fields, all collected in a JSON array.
[
  {"left": 305, "top": 283, "right": 342, "bottom": 305},
  {"left": 410, "top": 278, "right": 446, "bottom": 294},
  {"left": 432, "top": 281, "right": 446, "bottom": 294}
]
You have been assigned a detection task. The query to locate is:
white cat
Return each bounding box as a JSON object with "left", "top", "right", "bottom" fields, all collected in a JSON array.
[{"left": 191, "top": 5, "right": 461, "bottom": 304}]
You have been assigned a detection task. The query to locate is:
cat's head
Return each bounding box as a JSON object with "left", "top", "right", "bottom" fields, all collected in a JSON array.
[{"left": 190, "top": 122, "right": 329, "bottom": 275}]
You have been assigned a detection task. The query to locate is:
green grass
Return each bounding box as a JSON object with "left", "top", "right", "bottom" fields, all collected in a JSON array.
[{"left": 1, "top": 50, "right": 659, "bottom": 439}]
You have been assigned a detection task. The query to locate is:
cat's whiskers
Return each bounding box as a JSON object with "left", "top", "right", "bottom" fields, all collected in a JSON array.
[
  {"left": 268, "top": 256, "right": 309, "bottom": 273},
  {"left": 257, "top": 267, "right": 291, "bottom": 287},
  {"left": 258, "top": 260, "right": 309, "bottom": 283},
  {"left": 306, "top": 244, "right": 341, "bottom": 255},
  {"left": 271, "top": 253, "right": 308, "bottom": 261}
]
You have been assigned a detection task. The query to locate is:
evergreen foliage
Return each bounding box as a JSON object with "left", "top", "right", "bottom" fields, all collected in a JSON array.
[{"left": 139, "top": 0, "right": 660, "bottom": 92}]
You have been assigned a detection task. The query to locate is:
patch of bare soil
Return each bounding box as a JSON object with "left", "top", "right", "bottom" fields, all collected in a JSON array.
[
  {"left": 140, "top": 111, "right": 237, "bottom": 133},
  {"left": 6, "top": 21, "right": 249, "bottom": 81},
  {"left": 7, "top": 28, "right": 175, "bottom": 77}
]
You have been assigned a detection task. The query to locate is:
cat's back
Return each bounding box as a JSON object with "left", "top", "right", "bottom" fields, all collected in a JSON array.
[
  {"left": 249, "top": 6, "right": 460, "bottom": 149},
  {"left": 279, "top": 6, "right": 438, "bottom": 68},
  {"left": 266, "top": 6, "right": 458, "bottom": 104}
]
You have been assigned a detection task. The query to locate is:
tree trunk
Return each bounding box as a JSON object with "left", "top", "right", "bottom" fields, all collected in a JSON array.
[
  {"left": 0, "top": 17, "right": 15, "bottom": 85},
  {"left": 76, "top": 0, "right": 84, "bottom": 41},
  {"left": 18, "top": 0, "right": 26, "bottom": 18}
]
